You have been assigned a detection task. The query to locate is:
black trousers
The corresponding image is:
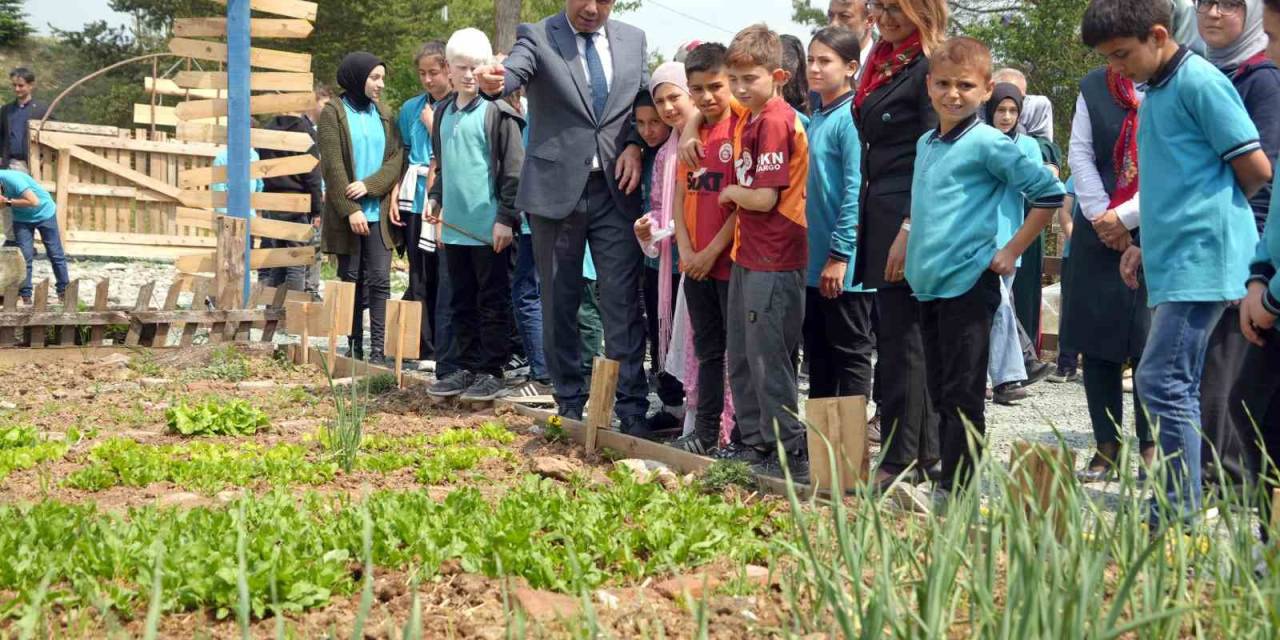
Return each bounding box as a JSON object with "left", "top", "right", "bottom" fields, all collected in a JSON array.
[
  {"left": 1229, "top": 327, "right": 1280, "bottom": 541},
  {"left": 529, "top": 172, "right": 648, "bottom": 419},
  {"left": 685, "top": 276, "right": 730, "bottom": 445},
  {"left": 876, "top": 285, "right": 938, "bottom": 471},
  {"left": 643, "top": 265, "right": 685, "bottom": 406},
  {"left": 1201, "top": 307, "right": 1261, "bottom": 485},
  {"left": 403, "top": 213, "right": 439, "bottom": 360},
  {"left": 921, "top": 270, "right": 1000, "bottom": 491},
  {"left": 1082, "top": 355, "right": 1152, "bottom": 448},
  {"left": 803, "top": 288, "right": 875, "bottom": 399},
  {"left": 442, "top": 243, "right": 513, "bottom": 377},
  {"left": 336, "top": 222, "right": 391, "bottom": 357}
]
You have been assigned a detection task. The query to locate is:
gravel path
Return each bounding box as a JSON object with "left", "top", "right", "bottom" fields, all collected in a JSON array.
[{"left": 32, "top": 257, "right": 1133, "bottom": 469}]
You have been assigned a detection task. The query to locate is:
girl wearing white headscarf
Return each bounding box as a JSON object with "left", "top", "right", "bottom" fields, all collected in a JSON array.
[{"left": 1197, "top": 0, "right": 1280, "bottom": 489}]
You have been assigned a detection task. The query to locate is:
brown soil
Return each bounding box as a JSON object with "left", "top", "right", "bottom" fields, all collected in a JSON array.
[{"left": 0, "top": 344, "right": 811, "bottom": 637}]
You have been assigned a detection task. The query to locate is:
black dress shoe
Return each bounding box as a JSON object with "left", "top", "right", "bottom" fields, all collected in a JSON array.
[
  {"left": 619, "top": 415, "right": 656, "bottom": 439},
  {"left": 559, "top": 405, "right": 584, "bottom": 422},
  {"left": 922, "top": 461, "right": 942, "bottom": 482}
]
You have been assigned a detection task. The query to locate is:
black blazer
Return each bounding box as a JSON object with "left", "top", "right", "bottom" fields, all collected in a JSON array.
[
  {"left": 0, "top": 99, "right": 48, "bottom": 168},
  {"left": 852, "top": 56, "right": 936, "bottom": 289}
]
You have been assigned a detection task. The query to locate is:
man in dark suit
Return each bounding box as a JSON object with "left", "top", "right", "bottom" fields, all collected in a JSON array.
[
  {"left": 0, "top": 67, "right": 47, "bottom": 247},
  {"left": 477, "top": 0, "right": 651, "bottom": 432}
]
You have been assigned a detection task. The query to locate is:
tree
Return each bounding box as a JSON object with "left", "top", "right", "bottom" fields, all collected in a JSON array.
[
  {"left": 961, "top": 0, "right": 1099, "bottom": 153},
  {"left": 0, "top": 0, "right": 31, "bottom": 47},
  {"left": 791, "top": 0, "right": 826, "bottom": 29},
  {"left": 495, "top": 0, "right": 523, "bottom": 53}
]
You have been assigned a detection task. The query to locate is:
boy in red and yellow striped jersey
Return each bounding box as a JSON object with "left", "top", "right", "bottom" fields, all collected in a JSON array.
[{"left": 717, "top": 24, "right": 811, "bottom": 481}]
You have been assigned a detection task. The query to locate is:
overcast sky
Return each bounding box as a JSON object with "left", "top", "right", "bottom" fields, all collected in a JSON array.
[{"left": 23, "top": 0, "right": 816, "bottom": 56}]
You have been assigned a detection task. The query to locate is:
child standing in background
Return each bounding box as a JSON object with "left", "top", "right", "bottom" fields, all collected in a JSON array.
[
  {"left": 721, "top": 25, "right": 811, "bottom": 482},
  {"left": 803, "top": 27, "right": 875, "bottom": 403}
]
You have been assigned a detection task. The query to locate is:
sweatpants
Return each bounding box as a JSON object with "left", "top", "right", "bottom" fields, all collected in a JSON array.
[
  {"left": 336, "top": 222, "right": 391, "bottom": 358},
  {"left": 921, "top": 269, "right": 1001, "bottom": 492},
  {"left": 685, "top": 276, "right": 731, "bottom": 445},
  {"left": 441, "top": 243, "right": 513, "bottom": 378},
  {"left": 727, "top": 264, "right": 805, "bottom": 454},
  {"left": 803, "top": 288, "right": 875, "bottom": 399}
]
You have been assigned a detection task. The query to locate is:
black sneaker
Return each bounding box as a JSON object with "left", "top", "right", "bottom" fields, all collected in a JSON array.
[
  {"left": 428, "top": 370, "right": 476, "bottom": 397},
  {"left": 1023, "top": 360, "right": 1053, "bottom": 388},
  {"left": 752, "top": 451, "right": 810, "bottom": 484},
  {"left": 368, "top": 353, "right": 392, "bottom": 368},
  {"left": 993, "top": 381, "right": 1028, "bottom": 405},
  {"left": 460, "top": 373, "right": 507, "bottom": 401},
  {"left": 503, "top": 355, "right": 531, "bottom": 381},
  {"left": 670, "top": 434, "right": 714, "bottom": 456},
  {"left": 715, "top": 442, "right": 768, "bottom": 466}
]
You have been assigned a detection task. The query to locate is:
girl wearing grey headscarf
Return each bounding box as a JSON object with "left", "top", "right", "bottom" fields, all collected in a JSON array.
[{"left": 1196, "top": 0, "right": 1280, "bottom": 490}]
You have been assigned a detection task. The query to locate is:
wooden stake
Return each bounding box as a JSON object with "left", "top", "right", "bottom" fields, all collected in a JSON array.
[
  {"left": 124, "top": 281, "right": 155, "bottom": 347},
  {"left": 299, "top": 303, "right": 310, "bottom": 365},
  {"left": 27, "top": 280, "right": 48, "bottom": 348},
  {"left": 394, "top": 306, "right": 405, "bottom": 389},
  {"left": 804, "top": 395, "right": 869, "bottom": 494},
  {"left": 1008, "top": 441, "right": 1077, "bottom": 538},
  {"left": 89, "top": 279, "right": 109, "bottom": 345},
  {"left": 58, "top": 279, "right": 80, "bottom": 346},
  {"left": 584, "top": 356, "right": 620, "bottom": 454}
]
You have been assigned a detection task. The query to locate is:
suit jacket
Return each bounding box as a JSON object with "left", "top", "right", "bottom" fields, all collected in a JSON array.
[
  {"left": 495, "top": 12, "right": 648, "bottom": 219},
  {"left": 0, "top": 99, "right": 48, "bottom": 168},
  {"left": 852, "top": 55, "right": 936, "bottom": 289}
]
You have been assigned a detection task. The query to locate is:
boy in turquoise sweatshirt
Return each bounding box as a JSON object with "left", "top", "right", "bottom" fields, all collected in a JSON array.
[
  {"left": 1083, "top": 0, "right": 1272, "bottom": 528},
  {"left": 904, "top": 37, "right": 1064, "bottom": 497}
]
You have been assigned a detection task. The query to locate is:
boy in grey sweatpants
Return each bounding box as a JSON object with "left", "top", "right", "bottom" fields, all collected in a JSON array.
[{"left": 718, "top": 25, "right": 810, "bottom": 482}]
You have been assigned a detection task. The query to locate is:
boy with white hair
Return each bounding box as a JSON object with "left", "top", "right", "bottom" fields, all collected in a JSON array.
[{"left": 425, "top": 28, "right": 527, "bottom": 402}]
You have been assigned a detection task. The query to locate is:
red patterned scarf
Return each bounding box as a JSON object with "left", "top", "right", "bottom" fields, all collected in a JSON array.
[
  {"left": 1107, "top": 68, "right": 1140, "bottom": 208},
  {"left": 854, "top": 32, "right": 923, "bottom": 112}
]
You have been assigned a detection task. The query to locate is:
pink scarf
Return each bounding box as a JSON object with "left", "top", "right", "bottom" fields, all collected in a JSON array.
[{"left": 651, "top": 132, "right": 680, "bottom": 365}]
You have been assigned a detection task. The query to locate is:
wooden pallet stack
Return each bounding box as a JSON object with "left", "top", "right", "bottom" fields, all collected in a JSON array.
[
  {"left": 0, "top": 276, "right": 290, "bottom": 349},
  {"left": 167, "top": 0, "right": 320, "bottom": 299}
]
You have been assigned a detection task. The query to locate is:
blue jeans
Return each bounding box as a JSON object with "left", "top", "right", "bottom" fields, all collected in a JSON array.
[
  {"left": 13, "top": 216, "right": 69, "bottom": 298},
  {"left": 1137, "top": 301, "right": 1225, "bottom": 528},
  {"left": 988, "top": 273, "right": 1027, "bottom": 387},
  {"left": 511, "top": 232, "right": 548, "bottom": 381}
]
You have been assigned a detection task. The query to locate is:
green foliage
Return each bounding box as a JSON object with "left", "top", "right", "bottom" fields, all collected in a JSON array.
[
  {"left": 359, "top": 373, "right": 398, "bottom": 395},
  {"left": 201, "top": 346, "right": 250, "bottom": 382},
  {"left": 63, "top": 438, "right": 338, "bottom": 493},
  {"left": 961, "top": 0, "right": 1100, "bottom": 154},
  {"left": 0, "top": 0, "right": 30, "bottom": 47},
  {"left": 699, "top": 460, "right": 754, "bottom": 492},
  {"left": 0, "top": 424, "right": 67, "bottom": 481},
  {"left": 791, "top": 0, "right": 828, "bottom": 28},
  {"left": 128, "top": 351, "right": 164, "bottom": 377},
  {"left": 0, "top": 476, "right": 771, "bottom": 619},
  {"left": 165, "top": 399, "right": 269, "bottom": 437},
  {"left": 321, "top": 359, "right": 370, "bottom": 473}
]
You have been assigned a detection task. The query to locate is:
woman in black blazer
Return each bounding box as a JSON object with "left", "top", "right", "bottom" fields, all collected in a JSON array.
[{"left": 852, "top": 0, "right": 948, "bottom": 489}]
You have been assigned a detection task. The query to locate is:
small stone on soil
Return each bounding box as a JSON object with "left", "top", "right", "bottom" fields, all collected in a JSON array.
[
  {"left": 654, "top": 573, "right": 720, "bottom": 600},
  {"left": 512, "top": 588, "right": 580, "bottom": 622},
  {"left": 530, "top": 456, "right": 579, "bottom": 481}
]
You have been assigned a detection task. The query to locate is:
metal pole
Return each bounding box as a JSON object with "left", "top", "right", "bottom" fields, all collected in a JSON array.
[{"left": 227, "top": 0, "right": 252, "bottom": 306}]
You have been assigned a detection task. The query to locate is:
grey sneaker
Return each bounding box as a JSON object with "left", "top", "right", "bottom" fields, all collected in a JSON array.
[
  {"left": 752, "top": 451, "right": 810, "bottom": 484},
  {"left": 670, "top": 434, "right": 714, "bottom": 456},
  {"left": 428, "top": 370, "right": 475, "bottom": 397},
  {"left": 460, "top": 373, "right": 507, "bottom": 402}
]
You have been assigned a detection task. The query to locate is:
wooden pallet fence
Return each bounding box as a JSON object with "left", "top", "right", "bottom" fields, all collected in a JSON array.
[{"left": 0, "top": 276, "right": 286, "bottom": 349}]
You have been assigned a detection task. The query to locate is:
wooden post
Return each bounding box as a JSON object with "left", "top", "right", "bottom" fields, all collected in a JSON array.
[
  {"left": 495, "top": 0, "right": 523, "bottom": 52},
  {"left": 213, "top": 216, "right": 246, "bottom": 302},
  {"left": 321, "top": 280, "right": 354, "bottom": 361},
  {"left": 89, "top": 278, "right": 109, "bottom": 345},
  {"left": 299, "top": 302, "right": 310, "bottom": 365},
  {"left": 124, "top": 281, "right": 156, "bottom": 346},
  {"left": 805, "top": 396, "right": 869, "bottom": 494},
  {"left": 384, "top": 300, "right": 421, "bottom": 389},
  {"left": 1008, "top": 441, "right": 1077, "bottom": 537},
  {"left": 181, "top": 277, "right": 211, "bottom": 347},
  {"left": 27, "top": 280, "right": 49, "bottom": 348},
  {"left": 54, "top": 151, "right": 71, "bottom": 245},
  {"left": 59, "top": 279, "right": 80, "bottom": 345},
  {"left": 584, "top": 356, "right": 620, "bottom": 454}
]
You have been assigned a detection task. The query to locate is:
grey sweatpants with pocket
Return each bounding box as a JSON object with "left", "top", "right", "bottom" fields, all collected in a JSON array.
[{"left": 727, "top": 264, "right": 806, "bottom": 454}]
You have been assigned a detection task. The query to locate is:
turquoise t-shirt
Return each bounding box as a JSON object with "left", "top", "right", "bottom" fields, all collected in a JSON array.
[
  {"left": 397, "top": 93, "right": 434, "bottom": 214},
  {"left": 1138, "top": 49, "right": 1261, "bottom": 306},
  {"left": 0, "top": 170, "right": 54, "bottom": 223},
  {"left": 905, "top": 118, "right": 1065, "bottom": 301},
  {"left": 804, "top": 92, "right": 863, "bottom": 291},
  {"left": 439, "top": 96, "right": 497, "bottom": 247},
  {"left": 211, "top": 148, "right": 263, "bottom": 217},
  {"left": 343, "top": 96, "right": 386, "bottom": 224}
]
